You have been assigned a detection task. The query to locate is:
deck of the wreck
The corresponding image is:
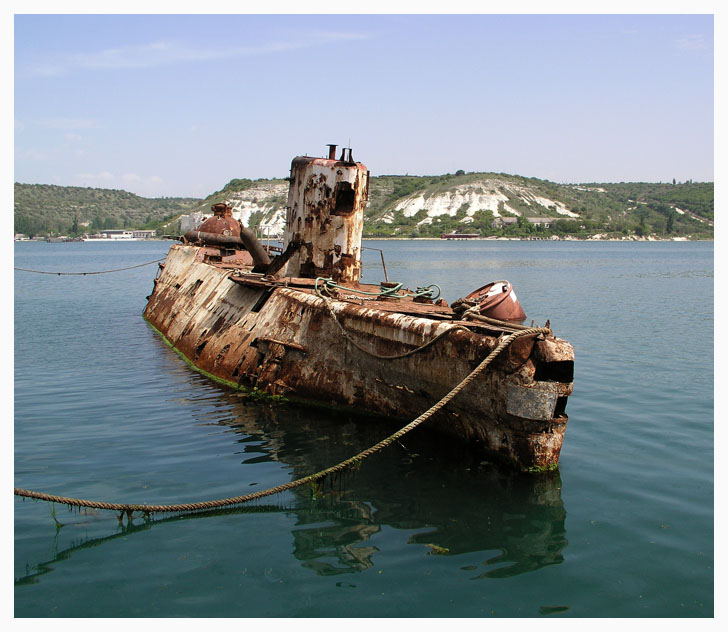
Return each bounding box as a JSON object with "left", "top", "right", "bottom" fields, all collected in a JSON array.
[{"left": 227, "top": 268, "right": 528, "bottom": 332}]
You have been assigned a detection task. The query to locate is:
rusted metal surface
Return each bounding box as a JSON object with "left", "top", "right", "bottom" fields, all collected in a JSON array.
[
  {"left": 198, "top": 202, "right": 241, "bottom": 236},
  {"left": 144, "top": 244, "right": 574, "bottom": 469},
  {"left": 143, "top": 147, "right": 575, "bottom": 470},
  {"left": 505, "top": 383, "right": 559, "bottom": 421},
  {"left": 281, "top": 151, "right": 369, "bottom": 283},
  {"left": 186, "top": 203, "right": 270, "bottom": 269},
  {"left": 465, "top": 280, "right": 527, "bottom": 322}
]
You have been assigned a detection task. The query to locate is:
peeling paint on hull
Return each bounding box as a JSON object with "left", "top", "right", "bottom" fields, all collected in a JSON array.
[{"left": 143, "top": 244, "right": 574, "bottom": 470}]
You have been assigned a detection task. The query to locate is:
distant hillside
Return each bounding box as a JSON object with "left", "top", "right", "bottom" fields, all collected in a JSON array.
[
  {"left": 15, "top": 173, "right": 713, "bottom": 240},
  {"left": 208, "top": 172, "right": 714, "bottom": 240},
  {"left": 14, "top": 183, "right": 200, "bottom": 237}
]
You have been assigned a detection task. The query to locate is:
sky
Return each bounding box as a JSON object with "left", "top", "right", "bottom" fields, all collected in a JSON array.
[{"left": 12, "top": 10, "right": 716, "bottom": 199}]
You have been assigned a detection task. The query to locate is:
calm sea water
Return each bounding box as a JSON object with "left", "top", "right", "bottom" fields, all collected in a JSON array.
[{"left": 14, "top": 239, "right": 713, "bottom": 617}]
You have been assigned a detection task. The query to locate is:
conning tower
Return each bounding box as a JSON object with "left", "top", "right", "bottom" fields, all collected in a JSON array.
[{"left": 282, "top": 144, "right": 369, "bottom": 283}]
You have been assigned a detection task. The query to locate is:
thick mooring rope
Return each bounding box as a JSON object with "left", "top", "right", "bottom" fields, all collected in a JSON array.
[
  {"left": 14, "top": 258, "right": 166, "bottom": 276},
  {"left": 14, "top": 326, "right": 549, "bottom": 515},
  {"left": 461, "top": 306, "right": 537, "bottom": 331}
]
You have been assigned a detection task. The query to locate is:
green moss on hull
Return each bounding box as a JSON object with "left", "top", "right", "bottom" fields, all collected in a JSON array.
[
  {"left": 143, "top": 317, "right": 287, "bottom": 403},
  {"left": 523, "top": 462, "right": 560, "bottom": 473},
  {"left": 143, "top": 316, "right": 381, "bottom": 415}
]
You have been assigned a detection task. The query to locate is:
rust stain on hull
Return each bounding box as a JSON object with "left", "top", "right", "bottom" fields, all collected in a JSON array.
[
  {"left": 143, "top": 146, "right": 575, "bottom": 470},
  {"left": 144, "top": 245, "right": 574, "bottom": 469}
]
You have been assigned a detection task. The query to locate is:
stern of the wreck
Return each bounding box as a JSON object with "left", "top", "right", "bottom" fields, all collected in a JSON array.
[{"left": 492, "top": 333, "right": 574, "bottom": 469}]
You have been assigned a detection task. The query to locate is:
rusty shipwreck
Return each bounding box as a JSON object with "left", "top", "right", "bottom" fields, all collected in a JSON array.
[{"left": 143, "top": 145, "right": 574, "bottom": 470}]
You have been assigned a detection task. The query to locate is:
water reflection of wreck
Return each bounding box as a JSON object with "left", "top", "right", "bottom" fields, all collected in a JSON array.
[
  {"left": 222, "top": 399, "right": 568, "bottom": 579},
  {"left": 15, "top": 396, "right": 567, "bottom": 585}
]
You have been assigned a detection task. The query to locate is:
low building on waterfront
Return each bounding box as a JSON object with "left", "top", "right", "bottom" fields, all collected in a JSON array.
[
  {"left": 491, "top": 216, "right": 577, "bottom": 229},
  {"left": 441, "top": 232, "right": 480, "bottom": 239},
  {"left": 132, "top": 229, "right": 157, "bottom": 239}
]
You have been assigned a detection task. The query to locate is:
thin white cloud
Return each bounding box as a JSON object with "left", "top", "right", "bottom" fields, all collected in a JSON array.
[
  {"left": 122, "top": 173, "right": 162, "bottom": 184},
  {"left": 675, "top": 34, "right": 710, "bottom": 51},
  {"left": 69, "top": 171, "right": 166, "bottom": 196},
  {"left": 64, "top": 133, "right": 82, "bottom": 142},
  {"left": 74, "top": 171, "right": 164, "bottom": 190},
  {"left": 20, "top": 149, "right": 53, "bottom": 161},
  {"left": 26, "top": 31, "right": 371, "bottom": 77},
  {"left": 39, "top": 118, "right": 97, "bottom": 130},
  {"left": 78, "top": 171, "right": 115, "bottom": 182}
]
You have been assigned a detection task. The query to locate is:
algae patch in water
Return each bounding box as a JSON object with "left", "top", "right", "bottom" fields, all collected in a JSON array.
[{"left": 539, "top": 605, "right": 571, "bottom": 615}]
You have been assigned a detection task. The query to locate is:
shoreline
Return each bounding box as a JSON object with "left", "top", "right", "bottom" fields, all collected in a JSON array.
[
  {"left": 14, "top": 236, "right": 713, "bottom": 244},
  {"left": 362, "top": 237, "right": 712, "bottom": 242}
]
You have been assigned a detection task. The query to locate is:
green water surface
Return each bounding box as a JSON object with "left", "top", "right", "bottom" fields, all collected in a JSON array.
[{"left": 14, "top": 240, "right": 713, "bottom": 617}]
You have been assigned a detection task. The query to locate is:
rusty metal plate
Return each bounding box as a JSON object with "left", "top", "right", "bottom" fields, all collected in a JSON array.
[{"left": 505, "top": 383, "right": 558, "bottom": 421}]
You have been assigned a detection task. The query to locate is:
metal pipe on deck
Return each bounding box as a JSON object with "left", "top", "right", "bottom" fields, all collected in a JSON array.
[{"left": 183, "top": 230, "right": 271, "bottom": 268}]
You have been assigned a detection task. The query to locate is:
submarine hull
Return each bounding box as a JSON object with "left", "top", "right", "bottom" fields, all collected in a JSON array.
[{"left": 143, "top": 244, "right": 574, "bottom": 470}]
